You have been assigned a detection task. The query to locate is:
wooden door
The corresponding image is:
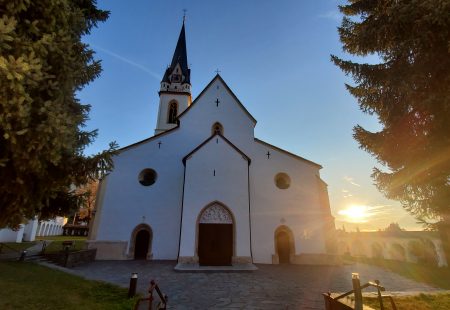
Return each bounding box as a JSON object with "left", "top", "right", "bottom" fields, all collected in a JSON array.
[
  {"left": 277, "top": 231, "right": 290, "bottom": 264},
  {"left": 134, "top": 230, "right": 150, "bottom": 259},
  {"left": 198, "top": 223, "right": 232, "bottom": 266}
]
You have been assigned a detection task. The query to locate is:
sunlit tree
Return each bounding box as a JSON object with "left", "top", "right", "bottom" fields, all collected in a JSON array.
[{"left": 332, "top": 0, "right": 450, "bottom": 263}]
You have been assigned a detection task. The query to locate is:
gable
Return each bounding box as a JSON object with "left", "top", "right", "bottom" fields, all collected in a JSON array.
[
  {"left": 254, "top": 138, "right": 322, "bottom": 169},
  {"left": 183, "top": 132, "right": 251, "bottom": 165},
  {"left": 116, "top": 125, "right": 179, "bottom": 154},
  {"left": 178, "top": 74, "right": 257, "bottom": 125}
]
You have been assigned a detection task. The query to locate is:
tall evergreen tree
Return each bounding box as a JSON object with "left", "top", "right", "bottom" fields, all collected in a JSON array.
[
  {"left": 332, "top": 0, "right": 450, "bottom": 261},
  {"left": 0, "top": 0, "right": 117, "bottom": 228}
]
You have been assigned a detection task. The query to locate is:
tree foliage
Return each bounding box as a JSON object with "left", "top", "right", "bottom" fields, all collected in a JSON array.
[
  {"left": 74, "top": 179, "right": 98, "bottom": 222},
  {"left": 332, "top": 0, "right": 450, "bottom": 228},
  {"left": 0, "top": 0, "right": 117, "bottom": 228},
  {"left": 384, "top": 222, "right": 404, "bottom": 233}
]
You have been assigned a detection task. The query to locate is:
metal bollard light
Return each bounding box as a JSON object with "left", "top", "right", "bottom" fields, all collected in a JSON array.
[
  {"left": 352, "top": 273, "right": 363, "bottom": 310},
  {"left": 19, "top": 250, "right": 27, "bottom": 261},
  {"left": 128, "top": 272, "right": 138, "bottom": 298}
]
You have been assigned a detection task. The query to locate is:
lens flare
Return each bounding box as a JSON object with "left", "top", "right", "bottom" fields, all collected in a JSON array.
[{"left": 338, "top": 205, "right": 369, "bottom": 222}]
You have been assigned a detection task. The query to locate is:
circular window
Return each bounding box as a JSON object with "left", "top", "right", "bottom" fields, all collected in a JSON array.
[
  {"left": 138, "top": 169, "right": 157, "bottom": 186},
  {"left": 274, "top": 173, "right": 291, "bottom": 189}
]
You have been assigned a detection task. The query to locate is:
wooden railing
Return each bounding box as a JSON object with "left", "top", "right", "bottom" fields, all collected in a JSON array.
[
  {"left": 323, "top": 273, "right": 397, "bottom": 310},
  {"left": 0, "top": 242, "right": 29, "bottom": 261},
  {"left": 134, "top": 280, "right": 168, "bottom": 310},
  {"left": 0, "top": 242, "right": 21, "bottom": 254}
]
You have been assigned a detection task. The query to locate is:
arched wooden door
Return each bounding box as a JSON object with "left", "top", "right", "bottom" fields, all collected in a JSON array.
[
  {"left": 198, "top": 203, "right": 233, "bottom": 266},
  {"left": 276, "top": 231, "right": 291, "bottom": 264},
  {"left": 134, "top": 230, "right": 150, "bottom": 260}
]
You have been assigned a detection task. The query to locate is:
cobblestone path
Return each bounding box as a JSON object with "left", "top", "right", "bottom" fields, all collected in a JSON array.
[{"left": 72, "top": 261, "right": 439, "bottom": 309}]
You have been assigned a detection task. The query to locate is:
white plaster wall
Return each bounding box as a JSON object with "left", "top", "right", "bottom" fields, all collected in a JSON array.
[
  {"left": 180, "top": 136, "right": 250, "bottom": 258},
  {"left": 179, "top": 78, "right": 255, "bottom": 153},
  {"left": 95, "top": 137, "right": 185, "bottom": 259},
  {"left": 0, "top": 225, "right": 24, "bottom": 242},
  {"left": 94, "top": 76, "right": 257, "bottom": 260},
  {"left": 249, "top": 141, "right": 327, "bottom": 263},
  {"left": 432, "top": 239, "right": 448, "bottom": 267},
  {"left": 93, "top": 75, "right": 329, "bottom": 262},
  {"left": 23, "top": 218, "right": 38, "bottom": 241},
  {"left": 37, "top": 217, "right": 65, "bottom": 237}
]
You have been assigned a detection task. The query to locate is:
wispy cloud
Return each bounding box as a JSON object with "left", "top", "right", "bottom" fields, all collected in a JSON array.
[
  {"left": 91, "top": 44, "right": 161, "bottom": 81},
  {"left": 341, "top": 189, "right": 353, "bottom": 198},
  {"left": 343, "top": 176, "right": 361, "bottom": 187},
  {"left": 318, "top": 10, "right": 342, "bottom": 22}
]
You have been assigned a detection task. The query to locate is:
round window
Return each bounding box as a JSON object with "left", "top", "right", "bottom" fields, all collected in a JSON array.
[
  {"left": 138, "top": 168, "right": 157, "bottom": 186},
  {"left": 274, "top": 173, "right": 291, "bottom": 189}
]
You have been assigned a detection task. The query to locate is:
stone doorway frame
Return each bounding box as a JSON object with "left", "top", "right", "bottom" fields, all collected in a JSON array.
[
  {"left": 129, "top": 223, "right": 153, "bottom": 260},
  {"left": 273, "top": 225, "right": 295, "bottom": 264},
  {"left": 195, "top": 201, "right": 236, "bottom": 259}
]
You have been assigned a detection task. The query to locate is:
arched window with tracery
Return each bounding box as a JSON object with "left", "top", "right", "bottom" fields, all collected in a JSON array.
[{"left": 168, "top": 101, "right": 178, "bottom": 124}]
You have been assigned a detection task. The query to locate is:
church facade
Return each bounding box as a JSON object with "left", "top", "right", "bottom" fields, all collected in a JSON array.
[{"left": 88, "top": 22, "right": 335, "bottom": 265}]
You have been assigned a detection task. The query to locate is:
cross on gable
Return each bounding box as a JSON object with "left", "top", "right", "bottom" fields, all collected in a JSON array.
[
  {"left": 158, "top": 141, "right": 162, "bottom": 149},
  {"left": 215, "top": 98, "right": 220, "bottom": 107},
  {"left": 266, "top": 151, "right": 271, "bottom": 159}
]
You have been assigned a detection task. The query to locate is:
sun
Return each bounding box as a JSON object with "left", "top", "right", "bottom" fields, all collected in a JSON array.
[{"left": 338, "top": 205, "right": 369, "bottom": 222}]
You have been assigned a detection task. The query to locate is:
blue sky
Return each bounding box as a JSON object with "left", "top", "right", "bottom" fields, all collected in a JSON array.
[{"left": 78, "top": 0, "right": 421, "bottom": 231}]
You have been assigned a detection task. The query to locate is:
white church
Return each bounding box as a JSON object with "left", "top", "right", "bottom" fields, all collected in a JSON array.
[{"left": 88, "top": 21, "right": 336, "bottom": 266}]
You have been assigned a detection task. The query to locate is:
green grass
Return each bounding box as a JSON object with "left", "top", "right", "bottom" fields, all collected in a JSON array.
[
  {"left": 0, "top": 241, "right": 36, "bottom": 253},
  {"left": 44, "top": 240, "right": 86, "bottom": 254},
  {"left": 36, "top": 235, "right": 87, "bottom": 241},
  {"left": 364, "top": 293, "right": 450, "bottom": 310},
  {"left": 0, "top": 261, "right": 137, "bottom": 310},
  {"left": 36, "top": 236, "right": 87, "bottom": 253},
  {"left": 351, "top": 257, "right": 450, "bottom": 289}
]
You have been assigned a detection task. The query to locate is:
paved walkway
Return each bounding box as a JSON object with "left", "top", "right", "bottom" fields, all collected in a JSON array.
[{"left": 71, "top": 260, "right": 440, "bottom": 309}]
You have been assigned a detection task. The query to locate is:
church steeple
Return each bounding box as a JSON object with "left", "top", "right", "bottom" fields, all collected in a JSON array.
[
  {"left": 155, "top": 20, "right": 192, "bottom": 135},
  {"left": 160, "top": 21, "right": 191, "bottom": 91}
]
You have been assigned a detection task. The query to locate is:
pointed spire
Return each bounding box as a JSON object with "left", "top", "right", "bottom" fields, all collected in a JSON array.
[
  {"left": 161, "top": 20, "right": 190, "bottom": 85},
  {"left": 170, "top": 22, "right": 188, "bottom": 73}
]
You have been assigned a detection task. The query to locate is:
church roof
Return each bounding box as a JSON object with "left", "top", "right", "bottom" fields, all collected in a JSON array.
[
  {"left": 177, "top": 74, "right": 257, "bottom": 124},
  {"left": 117, "top": 126, "right": 178, "bottom": 153},
  {"left": 183, "top": 132, "right": 251, "bottom": 165},
  {"left": 254, "top": 138, "right": 322, "bottom": 169},
  {"left": 162, "top": 22, "right": 190, "bottom": 84}
]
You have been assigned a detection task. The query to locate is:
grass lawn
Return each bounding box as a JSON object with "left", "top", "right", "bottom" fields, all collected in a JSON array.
[
  {"left": 351, "top": 257, "right": 450, "bottom": 289},
  {"left": 36, "top": 235, "right": 87, "bottom": 241},
  {"left": 0, "top": 241, "right": 36, "bottom": 253},
  {"left": 364, "top": 293, "right": 450, "bottom": 310},
  {"left": 0, "top": 261, "right": 137, "bottom": 310},
  {"left": 37, "top": 236, "right": 87, "bottom": 253},
  {"left": 44, "top": 240, "right": 86, "bottom": 254}
]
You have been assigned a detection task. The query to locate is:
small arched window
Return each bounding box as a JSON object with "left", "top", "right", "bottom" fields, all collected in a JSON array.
[
  {"left": 168, "top": 101, "right": 178, "bottom": 124},
  {"left": 212, "top": 122, "right": 224, "bottom": 135}
]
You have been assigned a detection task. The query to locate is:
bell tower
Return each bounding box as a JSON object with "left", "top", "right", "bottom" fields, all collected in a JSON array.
[{"left": 155, "top": 20, "right": 192, "bottom": 135}]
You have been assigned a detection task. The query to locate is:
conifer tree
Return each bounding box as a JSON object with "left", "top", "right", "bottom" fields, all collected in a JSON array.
[
  {"left": 0, "top": 1, "right": 117, "bottom": 228},
  {"left": 332, "top": 0, "right": 450, "bottom": 262}
]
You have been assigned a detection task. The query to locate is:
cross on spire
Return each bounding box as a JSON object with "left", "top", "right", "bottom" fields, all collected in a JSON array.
[
  {"left": 182, "top": 9, "right": 187, "bottom": 23},
  {"left": 215, "top": 69, "right": 221, "bottom": 74}
]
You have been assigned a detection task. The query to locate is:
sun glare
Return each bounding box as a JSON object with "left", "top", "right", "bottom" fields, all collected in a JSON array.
[{"left": 338, "top": 205, "right": 369, "bottom": 222}]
